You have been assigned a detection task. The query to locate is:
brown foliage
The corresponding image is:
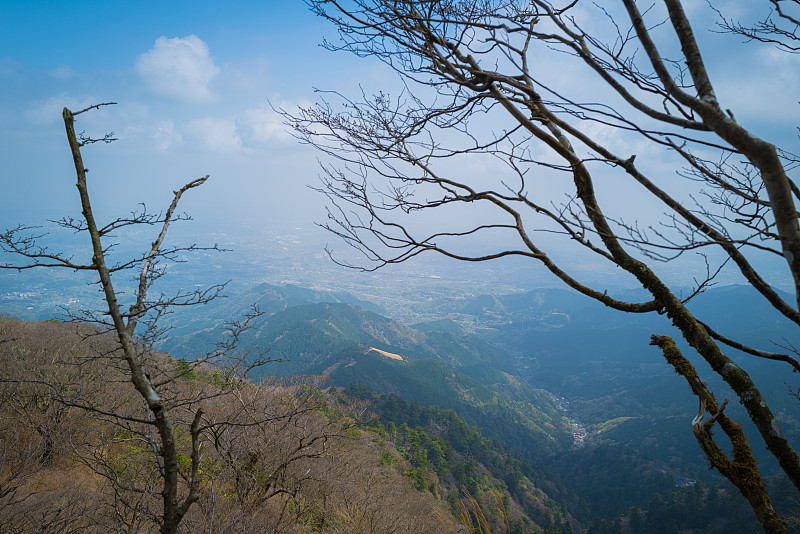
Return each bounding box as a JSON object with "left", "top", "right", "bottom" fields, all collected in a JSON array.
[{"left": 0, "top": 317, "right": 461, "bottom": 533}]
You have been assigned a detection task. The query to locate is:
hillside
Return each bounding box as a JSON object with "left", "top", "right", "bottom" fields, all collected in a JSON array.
[
  {"left": 0, "top": 317, "right": 463, "bottom": 533},
  {"left": 458, "top": 285, "right": 800, "bottom": 475},
  {"left": 0, "top": 316, "right": 584, "bottom": 533},
  {"left": 321, "top": 347, "right": 571, "bottom": 461},
  {"left": 162, "top": 297, "right": 510, "bottom": 373},
  {"left": 161, "top": 299, "right": 573, "bottom": 462},
  {"left": 5, "top": 282, "right": 798, "bottom": 531},
  {"left": 151, "top": 282, "right": 800, "bottom": 525},
  {"left": 159, "top": 282, "right": 386, "bottom": 342},
  {"left": 344, "top": 384, "right": 581, "bottom": 533}
]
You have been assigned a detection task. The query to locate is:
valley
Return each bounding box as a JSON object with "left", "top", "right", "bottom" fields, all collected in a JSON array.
[{"left": 2, "top": 233, "right": 799, "bottom": 532}]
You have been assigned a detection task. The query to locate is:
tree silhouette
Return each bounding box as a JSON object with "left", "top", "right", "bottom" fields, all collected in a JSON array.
[
  {"left": 287, "top": 2, "right": 800, "bottom": 531},
  {"left": 1, "top": 104, "right": 276, "bottom": 533}
]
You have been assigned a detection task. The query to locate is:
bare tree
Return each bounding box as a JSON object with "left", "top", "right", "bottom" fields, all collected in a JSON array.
[
  {"left": 0, "top": 104, "right": 466, "bottom": 533},
  {"left": 0, "top": 314, "right": 383, "bottom": 533},
  {"left": 0, "top": 104, "right": 280, "bottom": 534},
  {"left": 286, "top": 1, "right": 800, "bottom": 531}
]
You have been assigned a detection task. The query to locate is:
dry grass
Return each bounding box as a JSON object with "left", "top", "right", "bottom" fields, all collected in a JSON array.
[
  {"left": 368, "top": 347, "right": 405, "bottom": 361},
  {"left": 0, "top": 317, "right": 462, "bottom": 533}
]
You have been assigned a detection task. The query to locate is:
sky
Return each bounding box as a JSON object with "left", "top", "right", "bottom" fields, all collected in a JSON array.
[
  {"left": 0, "top": 1, "right": 386, "bottom": 231},
  {"left": 0, "top": 1, "right": 798, "bottom": 291}
]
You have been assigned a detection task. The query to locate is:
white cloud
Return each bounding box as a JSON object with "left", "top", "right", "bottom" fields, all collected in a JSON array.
[
  {"left": 136, "top": 35, "right": 219, "bottom": 102},
  {"left": 576, "top": 120, "right": 656, "bottom": 160},
  {"left": 236, "top": 105, "right": 293, "bottom": 145},
  {"left": 188, "top": 116, "right": 242, "bottom": 152},
  {"left": 152, "top": 120, "right": 184, "bottom": 151},
  {"left": 149, "top": 94, "right": 316, "bottom": 156}
]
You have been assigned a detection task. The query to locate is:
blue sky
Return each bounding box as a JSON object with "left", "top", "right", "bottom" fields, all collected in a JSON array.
[
  {"left": 1, "top": 2, "right": 316, "bottom": 72},
  {"left": 0, "top": 1, "right": 383, "bottom": 231},
  {"left": 1, "top": 1, "right": 798, "bottom": 290}
]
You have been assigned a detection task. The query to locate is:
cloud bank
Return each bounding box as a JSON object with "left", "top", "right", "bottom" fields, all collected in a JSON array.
[{"left": 136, "top": 35, "right": 219, "bottom": 102}]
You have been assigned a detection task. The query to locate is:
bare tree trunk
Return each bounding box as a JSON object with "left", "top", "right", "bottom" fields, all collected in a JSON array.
[{"left": 62, "top": 106, "right": 203, "bottom": 534}]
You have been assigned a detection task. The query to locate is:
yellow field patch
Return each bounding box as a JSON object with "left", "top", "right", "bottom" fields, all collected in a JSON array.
[{"left": 369, "top": 347, "right": 404, "bottom": 361}]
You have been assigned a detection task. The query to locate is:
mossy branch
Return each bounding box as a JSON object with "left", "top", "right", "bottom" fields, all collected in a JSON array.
[{"left": 650, "top": 335, "right": 787, "bottom": 534}]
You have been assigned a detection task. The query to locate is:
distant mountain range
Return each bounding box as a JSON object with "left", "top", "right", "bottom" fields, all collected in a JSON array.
[
  {"left": 3, "top": 279, "right": 797, "bottom": 527},
  {"left": 161, "top": 290, "right": 573, "bottom": 463}
]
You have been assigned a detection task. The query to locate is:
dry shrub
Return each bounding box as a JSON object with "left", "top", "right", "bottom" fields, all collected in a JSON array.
[{"left": 0, "top": 317, "right": 465, "bottom": 533}]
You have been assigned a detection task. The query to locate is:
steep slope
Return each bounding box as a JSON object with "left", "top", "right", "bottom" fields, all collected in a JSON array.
[
  {"left": 321, "top": 347, "right": 571, "bottom": 461},
  {"left": 345, "top": 384, "right": 582, "bottom": 533},
  {"left": 459, "top": 285, "right": 800, "bottom": 494},
  {"left": 163, "top": 300, "right": 573, "bottom": 462},
  {"left": 0, "top": 316, "right": 465, "bottom": 534}
]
